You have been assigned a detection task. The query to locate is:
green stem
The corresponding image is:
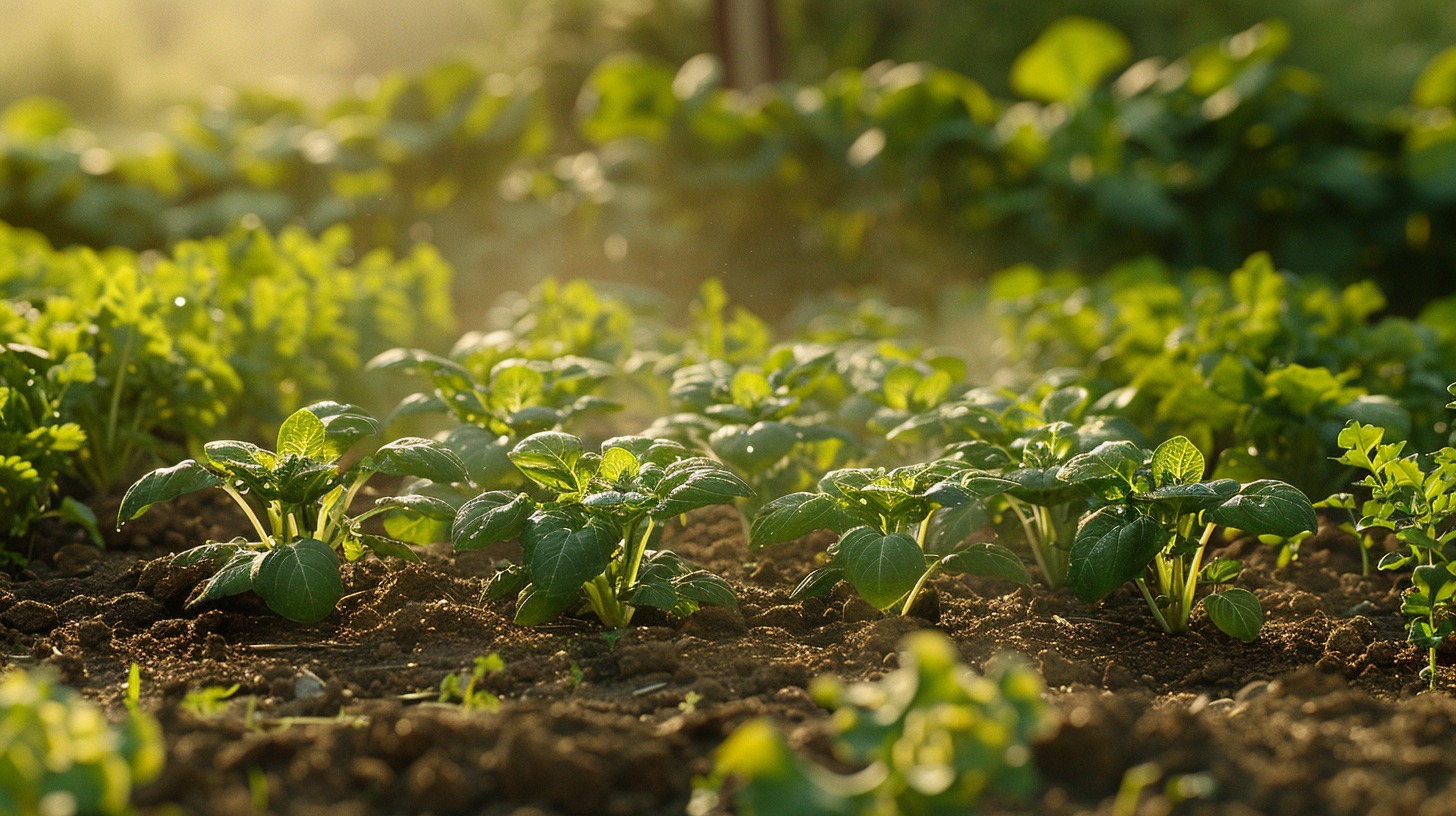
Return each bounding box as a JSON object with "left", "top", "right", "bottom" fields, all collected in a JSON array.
[
  {"left": 1176, "top": 522, "right": 1218, "bottom": 631},
  {"left": 1009, "top": 501, "right": 1054, "bottom": 587},
  {"left": 620, "top": 517, "right": 656, "bottom": 596},
  {"left": 900, "top": 558, "right": 940, "bottom": 617},
  {"left": 1135, "top": 577, "right": 1174, "bottom": 634},
  {"left": 105, "top": 327, "right": 134, "bottom": 465},
  {"left": 221, "top": 483, "right": 271, "bottom": 545}
]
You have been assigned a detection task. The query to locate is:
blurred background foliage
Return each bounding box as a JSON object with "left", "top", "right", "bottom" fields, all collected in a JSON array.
[{"left": 2, "top": 0, "right": 1456, "bottom": 321}]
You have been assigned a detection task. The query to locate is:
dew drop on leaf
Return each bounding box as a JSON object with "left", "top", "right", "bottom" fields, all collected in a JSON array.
[{"left": 173, "top": 296, "right": 187, "bottom": 307}]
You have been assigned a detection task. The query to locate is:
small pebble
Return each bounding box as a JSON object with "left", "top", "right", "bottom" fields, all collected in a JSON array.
[{"left": 294, "top": 668, "right": 326, "bottom": 700}]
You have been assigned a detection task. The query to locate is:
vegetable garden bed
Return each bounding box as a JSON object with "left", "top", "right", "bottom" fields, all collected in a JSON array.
[{"left": 6, "top": 488, "right": 1454, "bottom": 815}]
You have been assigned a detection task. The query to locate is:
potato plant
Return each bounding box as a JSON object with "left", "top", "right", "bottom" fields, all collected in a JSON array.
[
  {"left": 117, "top": 403, "right": 467, "bottom": 623},
  {"left": 452, "top": 432, "right": 750, "bottom": 628},
  {"left": 750, "top": 460, "right": 1029, "bottom": 615},
  {"left": 1060, "top": 436, "right": 1317, "bottom": 640}
]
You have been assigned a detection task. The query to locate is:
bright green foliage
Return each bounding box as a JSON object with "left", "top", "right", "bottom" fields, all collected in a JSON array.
[
  {"left": 0, "top": 344, "right": 98, "bottom": 556},
  {"left": 750, "top": 459, "right": 1029, "bottom": 615},
  {"left": 452, "top": 432, "right": 750, "bottom": 628},
  {"left": 0, "top": 668, "right": 164, "bottom": 816},
  {"left": 118, "top": 403, "right": 466, "bottom": 623},
  {"left": 981, "top": 254, "right": 1435, "bottom": 498},
  {"left": 1335, "top": 407, "right": 1456, "bottom": 687},
  {"left": 714, "top": 631, "right": 1052, "bottom": 816},
  {"left": 438, "top": 654, "right": 505, "bottom": 711},
  {"left": 1061, "top": 436, "right": 1316, "bottom": 639},
  {"left": 0, "top": 221, "right": 454, "bottom": 494},
  {"left": 891, "top": 381, "right": 1143, "bottom": 588},
  {"left": 646, "top": 345, "right": 857, "bottom": 522}
]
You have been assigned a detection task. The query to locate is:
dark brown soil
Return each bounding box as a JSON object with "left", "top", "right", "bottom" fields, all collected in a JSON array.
[{"left": 4, "top": 496, "right": 1455, "bottom": 816}]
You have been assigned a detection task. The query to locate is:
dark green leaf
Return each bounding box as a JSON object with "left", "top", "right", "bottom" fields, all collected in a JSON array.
[
  {"left": 452, "top": 492, "right": 533, "bottom": 551},
  {"left": 251, "top": 538, "right": 343, "bottom": 623},
  {"left": 1067, "top": 508, "right": 1166, "bottom": 603},
  {"left": 514, "top": 585, "right": 580, "bottom": 626},
  {"left": 307, "top": 402, "right": 381, "bottom": 453},
  {"left": 1134, "top": 479, "right": 1240, "bottom": 511},
  {"left": 1058, "top": 441, "right": 1143, "bottom": 491},
  {"left": 190, "top": 550, "right": 263, "bottom": 604},
  {"left": 749, "top": 492, "right": 853, "bottom": 548},
  {"left": 360, "top": 534, "right": 422, "bottom": 562},
  {"left": 1203, "top": 589, "right": 1263, "bottom": 642},
  {"left": 791, "top": 565, "right": 843, "bottom": 600},
  {"left": 370, "top": 438, "right": 469, "bottom": 485},
  {"left": 118, "top": 460, "right": 222, "bottom": 525},
  {"left": 524, "top": 522, "right": 616, "bottom": 600},
  {"left": 1207, "top": 480, "right": 1317, "bottom": 538},
  {"left": 652, "top": 458, "right": 753, "bottom": 519},
  {"left": 630, "top": 580, "right": 679, "bottom": 610},
  {"left": 375, "top": 494, "right": 457, "bottom": 520},
  {"left": 710, "top": 421, "right": 798, "bottom": 471},
  {"left": 674, "top": 570, "right": 736, "bottom": 607},
  {"left": 54, "top": 497, "right": 102, "bottom": 547},
  {"left": 484, "top": 563, "right": 530, "bottom": 601},
  {"left": 939, "top": 543, "right": 1032, "bottom": 585},
  {"left": 835, "top": 527, "right": 925, "bottom": 610}
]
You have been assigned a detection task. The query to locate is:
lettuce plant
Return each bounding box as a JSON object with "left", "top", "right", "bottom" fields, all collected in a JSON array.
[
  {"left": 452, "top": 432, "right": 750, "bottom": 628},
  {"left": 750, "top": 460, "right": 1029, "bottom": 616},
  {"left": 713, "top": 631, "right": 1051, "bottom": 816},
  {"left": 117, "top": 402, "right": 466, "bottom": 623},
  {"left": 1060, "top": 436, "right": 1316, "bottom": 640}
]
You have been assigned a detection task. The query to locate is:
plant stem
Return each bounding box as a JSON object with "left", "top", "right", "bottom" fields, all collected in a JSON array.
[
  {"left": 1009, "top": 501, "right": 1054, "bottom": 587},
  {"left": 221, "top": 483, "right": 271, "bottom": 545},
  {"left": 1176, "top": 522, "right": 1217, "bottom": 631},
  {"left": 900, "top": 557, "right": 940, "bottom": 617},
  {"left": 1135, "top": 578, "right": 1174, "bottom": 634}
]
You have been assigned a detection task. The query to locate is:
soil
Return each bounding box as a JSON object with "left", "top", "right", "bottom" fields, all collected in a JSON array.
[{"left": 5, "top": 492, "right": 1456, "bottom": 816}]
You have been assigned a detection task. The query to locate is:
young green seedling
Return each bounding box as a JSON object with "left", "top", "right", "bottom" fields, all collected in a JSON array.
[
  {"left": 712, "top": 631, "right": 1052, "bottom": 816},
  {"left": 1060, "top": 436, "right": 1316, "bottom": 640},
  {"left": 452, "top": 432, "right": 751, "bottom": 628},
  {"left": 1336, "top": 412, "right": 1456, "bottom": 687},
  {"left": 117, "top": 402, "right": 467, "bottom": 623},
  {"left": 750, "top": 460, "right": 1029, "bottom": 615}
]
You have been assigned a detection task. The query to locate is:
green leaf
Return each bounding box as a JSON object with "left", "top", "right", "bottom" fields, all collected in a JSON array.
[
  {"left": 375, "top": 494, "right": 457, "bottom": 520},
  {"left": 360, "top": 534, "right": 422, "bottom": 563},
  {"left": 1010, "top": 16, "right": 1131, "bottom": 103},
  {"left": 514, "top": 585, "right": 580, "bottom": 626},
  {"left": 484, "top": 563, "right": 530, "bottom": 601},
  {"left": 598, "top": 446, "right": 641, "bottom": 483},
  {"left": 1199, "top": 558, "right": 1242, "bottom": 584},
  {"left": 524, "top": 521, "right": 616, "bottom": 601},
  {"left": 251, "top": 538, "right": 344, "bottom": 623},
  {"left": 729, "top": 369, "right": 774, "bottom": 408},
  {"left": 118, "top": 460, "right": 222, "bottom": 526},
  {"left": 370, "top": 438, "right": 469, "bottom": 485},
  {"left": 452, "top": 492, "right": 533, "bottom": 551},
  {"left": 881, "top": 366, "right": 921, "bottom": 411},
  {"left": 835, "top": 527, "right": 925, "bottom": 610},
  {"left": 54, "top": 497, "right": 102, "bottom": 547},
  {"left": 1150, "top": 436, "right": 1204, "bottom": 487},
  {"left": 1067, "top": 508, "right": 1166, "bottom": 603},
  {"left": 1058, "top": 440, "right": 1143, "bottom": 492},
  {"left": 749, "top": 492, "right": 854, "bottom": 548},
  {"left": 710, "top": 421, "right": 797, "bottom": 472},
  {"left": 1203, "top": 589, "right": 1263, "bottom": 642},
  {"left": 307, "top": 402, "right": 381, "bottom": 454},
  {"left": 1207, "top": 480, "right": 1317, "bottom": 538},
  {"left": 509, "top": 431, "right": 586, "bottom": 493},
  {"left": 277, "top": 408, "right": 331, "bottom": 460},
  {"left": 630, "top": 580, "right": 679, "bottom": 610},
  {"left": 791, "top": 565, "right": 843, "bottom": 600},
  {"left": 190, "top": 549, "right": 262, "bottom": 605},
  {"left": 674, "top": 570, "right": 736, "bottom": 607},
  {"left": 1413, "top": 44, "right": 1456, "bottom": 108},
  {"left": 939, "top": 543, "right": 1032, "bottom": 585},
  {"left": 1134, "top": 479, "right": 1240, "bottom": 512},
  {"left": 203, "top": 440, "right": 275, "bottom": 473},
  {"left": 651, "top": 458, "right": 753, "bottom": 519}
]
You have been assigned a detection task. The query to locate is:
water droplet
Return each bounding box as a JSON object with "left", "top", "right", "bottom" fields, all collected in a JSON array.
[
  {"left": 745, "top": 445, "right": 755, "bottom": 454},
  {"left": 173, "top": 296, "right": 187, "bottom": 307}
]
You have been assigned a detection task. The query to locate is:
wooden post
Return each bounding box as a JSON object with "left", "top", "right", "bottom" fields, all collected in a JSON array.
[{"left": 713, "top": 0, "right": 784, "bottom": 90}]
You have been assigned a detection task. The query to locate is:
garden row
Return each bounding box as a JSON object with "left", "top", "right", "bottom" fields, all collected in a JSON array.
[{"left": 3, "top": 19, "right": 1456, "bottom": 308}]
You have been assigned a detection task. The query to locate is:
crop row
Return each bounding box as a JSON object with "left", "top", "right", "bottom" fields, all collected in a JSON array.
[
  {"left": 7, "top": 229, "right": 1453, "bottom": 685},
  {"left": 2, "top": 20, "right": 1456, "bottom": 307}
]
